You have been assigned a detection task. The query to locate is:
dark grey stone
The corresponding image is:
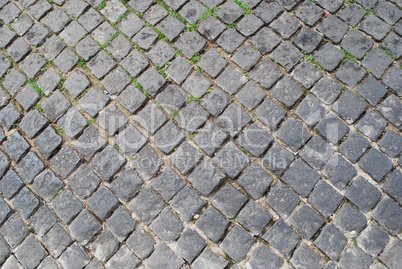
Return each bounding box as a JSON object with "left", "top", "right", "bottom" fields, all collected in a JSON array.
[
  {"left": 333, "top": 90, "right": 368, "bottom": 124},
  {"left": 183, "top": 71, "right": 211, "bottom": 98},
  {"left": 362, "top": 48, "right": 393, "bottom": 79},
  {"left": 52, "top": 189, "right": 83, "bottom": 224},
  {"left": 15, "top": 235, "right": 46, "bottom": 269},
  {"left": 339, "top": 132, "right": 370, "bottom": 163},
  {"left": 309, "top": 181, "right": 343, "bottom": 217},
  {"left": 382, "top": 33, "right": 402, "bottom": 60},
  {"left": 69, "top": 210, "right": 102, "bottom": 245},
  {"left": 32, "top": 169, "right": 65, "bottom": 202},
  {"left": 192, "top": 248, "right": 228, "bottom": 269},
  {"left": 105, "top": 245, "right": 140, "bottom": 269},
  {"left": 3, "top": 68, "right": 26, "bottom": 96},
  {"left": 148, "top": 40, "right": 175, "bottom": 67},
  {"left": 334, "top": 203, "right": 367, "bottom": 235},
  {"left": 270, "top": 12, "right": 301, "bottom": 39},
  {"left": 216, "top": 65, "right": 248, "bottom": 95},
  {"left": 37, "top": 68, "right": 60, "bottom": 96},
  {"left": 75, "top": 125, "right": 107, "bottom": 161},
  {"left": 42, "top": 90, "right": 71, "bottom": 122},
  {"left": 110, "top": 168, "right": 143, "bottom": 202},
  {"left": 0, "top": 169, "right": 24, "bottom": 200},
  {"left": 237, "top": 201, "right": 272, "bottom": 235},
  {"left": 126, "top": 229, "right": 155, "bottom": 259},
  {"left": 54, "top": 49, "right": 79, "bottom": 74},
  {"left": 90, "top": 230, "right": 119, "bottom": 262},
  {"left": 0, "top": 198, "right": 10, "bottom": 225},
  {"left": 358, "top": 223, "right": 390, "bottom": 257},
  {"left": 11, "top": 13, "right": 33, "bottom": 36},
  {"left": 175, "top": 31, "right": 206, "bottom": 59},
  {"left": 216, "top": 28, "right": 246, "bottom": 54},
  {"left": 196, "top": 206, "right": 229, "bottom": 242},
  {"left": 217, "top": 103, "right": 251, "bottom": 136},
  {"left": 118, "top": 85, "right": 147, "bottom": 114},
  {"left": 360, "top": 14, "right": 391, "bottom": 41},
  {"left": 289, "top": 205, "right": 324, "bottom": 239},
  {"left": 201, "top": 88, "right": 230, "bottom": 117},
  {"left": 236, "top": 163, "right": 272, "bottom": 199},
  {"left": 40, "top": 35, "right": 66, "bottom": 61},
  {"left": 87, "top": 51, "right": 116, "bottom": 79},
  {"left": 0, "top": 213, "right": 29, "bottom": 249},
  {"left": 335, "top": 61, "right": 366, "bottom": 87},
  {"left": 267, "top": 181, "right": 300, "bottom": 219},
  {"left": 194, "top": 122, "right": 227, "bottom": 157},
  {"left": 79, "top": 87, "right": 110, "bottom": 117},
  {"left": 359, "top": 148, "right": 393, "bottom": 182},
  {"left": 236, "top": 14, "right": 264, "bottom": 37},
  {"left": 42, "top": 223, "right": 73, "bottom": 257},
  {"left": 292, "top": 62, "right": 323, "bottom": 89},
  {"left": 341, "top": 30, "right": 373, "bottom": 60},
  {"left": 115, "top": 124, "right": 146, "bottom": 156},
  {"left": 91, "top": 145, "right": 126, "bottom": 182},
  {"left": 188, "top": 159, "right": 224, "bottom": 197},
  {"left": 213, "top": 141, "right": 249, "bottom": 179},
  {"left": 7, "top": 38, "right": 30, "bottom": 63},
  {"left": 271, "top": 41, "right": 303, "bottom": 72},
  {"left": 379, "top": 239, "right": 402, "bottom": 269},
  {"left": 314, "top": 224, "right": 347, "bottom": 260},
  {"left": 375, "top": 0, "right": 402, "bottom": 24},
  {"left": 59, "top": 243, "right": 91, "bottom": 269},
  {"left": 171, "top": 186, "right": 205, "bottom": 222},
  {"left": 317, "top": 14, "right": 349, "bottom": 43},
  {"left": 50, "top": 145, "right": 81, "bottom": 178},
  {"left": 299, "top": 135, "right": 334, "bottom": 170},
  {"left": 100, "top": 0, "right": 127, "bottom": 23},
  {"left": 262, "top": 142, "right": 294, "bottom": 176},
  {"left": 211, "top": 183, "right": 247, "bottom": 218},
  {"left": 19, "top": 52, "right": 46, "bottom": 78},
  {"left": 153, "top": 167, "right": 185, "bottom": 201},
  {"left": 57, "top": 108, "right": 87, "bottom": 139},
  {"left": 198, "top": 16, "right": 226, "bottom": 41},
  {"left": 294, "top": 27, "right": 323, "bottom": 54},
  {"left": 15, "top": 85, "right": 40, "bottom": 111},
  {"left": 137, "top": 68, "right": 167, "bottom": 97},
  {"left": 97, "top": 104, "right": 128, "bottom": 136},
  {"left": 157, "top": 15, "right": 186, "bottom": 41},
  {"left": 382, "top": 171, "right": 402, "bottom": 205},
  {"left": 357, "top": 76, "right": 387, "bottom": 106},
  {"left": 276, "top": 118, "right": 311, "bottom": 152},
  {"left": 59, "top": 21, "right": 87, "bottom": 47},
  {"left": 78, "top": 7, "right": 103, "bottom": 32},
  {"left": 339, "top": 244, "right": 373, "bottom": 269},
  {"left": 255, "top": 98, "right": 286, "bottom": 130},
  {"left": 271, "top": 77, "right": 303, "bottom": 108},
  {"left": 176, "top": 229, "right": 206, "bottom": 263},
  {"left": 128, "top": 188, "right": 166, "bottom": 224},
  {"left": 254, "top": 1, "right": 283, "bottom": 24},
  {"left": 263, "top": 219, "right": 300, "bottom": 257},
  {"left": 28, "top": 205, "right": 57, "bottom": 237},
  {"left": 236, "top": 81, "right": 265, "bottom": 110},
  {"left": 216, "top": 0, "right": 243, "bottom": 24},
  {"left": 133, "top": 143, "right": 163, "bottom": 180},
  {"left": 165, "top": 56, "right": 192, "bottom": 84},
  {"left": 198, "top": 48, "right": 227, "bottom": 78},
  {"left": 87, "top": 185, "right": 119, "bottom": 220},
  {"left": 118, "top": 13, "right": 144, "bottom": 38},
  {"left": 62, "top": 0, "right": 88, "bottom": 18},
  {"left": 295, "top": 0, "right": 324, "bottom": 26},
  {"left": 69, "top": 164, "right": 101, "bottom": 199},
  {"left": 156, "top": 85, "right": 187, "bottom": 115},
  {"left": 107, "top": 35, "right": 132, "bottom": 61},
  {"left": 121, "top": 49, "right": 149, "bottom": 78},
  {"left": 246, "top": 244, "right": 284, "bottom": 269},
  {"left": 317, "top": 0, "right": 343, "bottom": 12},
  {"left": 179, "top": 1, "right": 207, "bottom": 24},
  {"left": 12, "top": 187, "right": 39, "bottom": 219},
  {"left": 0, "top": 102, "right": 21, "bottom": 131},
  {"left": 383, "top": 67, "right": 402, "bottom": 98},
  {"left": 37, "top": 256, "right": 61, "bottom": 269},
  {"left": 290, "top": 243, "right": 326, "bottom": 269},
  {"left": 149, "top": 209, "right": 184, "bottom": 242},
  {"left": 314, "top": 43, "right": 345, "bottom": 72},
  {"left": 356, "top": 110, "right": 387, "bottom": 141},
  {"left": 372, "top": 198, "right": 402, "bottom": 236},
  {"left": 219, "top": 225, "right": 254, "bottom": 263},
  {"left": 176, "top": 101, "right": 209, "bottom": 133},
  {"left": 3, "top": 131, "right": 29, "bottom": 163},
  {"left": 237, "top": 122, "right": 273, "bottom": 156},
  {"left": 145, "top": 244, "right": 183, "bottom": 269},
  {"left": 315, "top": 113, "right": 350, "bottom": 144},
  {"left": 26, "top": 22, "right": 49, "bottom": 46},
  {"left": 339, "top": 3, "right": 366, "bottom": 26},
  {"left": 102, "top": 67, "right": 130, "bottom": 95},
  {"left": 378, "top": 94, "right": 402, "bottom": 127},
  {"left": 250, "top": 27, "right": 280, "bottom": 55}
]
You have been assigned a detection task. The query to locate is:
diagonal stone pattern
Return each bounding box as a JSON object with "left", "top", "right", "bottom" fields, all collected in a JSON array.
[{"left": 0, "top": 0, "right": 402, "bottom": 268}]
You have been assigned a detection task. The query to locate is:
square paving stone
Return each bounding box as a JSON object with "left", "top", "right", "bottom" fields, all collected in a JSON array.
[
  {"left": 32, "top": 169, "right": 65, "bottom": 202},
  {"left": 291, "top": 62, "right": 323, "bottom": 89},
  {"left": 315, "top": 113, "right": 350, "bottom": 144},
  {"left": 147, "top": 40, "right": 175, "bottom": 68},
  {"left": 11, "top": 13, "right": 33, "bottom": 36},
  {"left": 317, "top": 14, "right": 349, "bottom": 43},
  {"left": 267, "top": 180, "right": 300, "bottom": 218},
  {"left": 132, "top": 26, "right": 158, "bottom": 50},
  {"left": 193, "top": 248, "right": 228, "bottom": 269},
  {"left": 270, "top": 12, "right": 301, "bottom": 39},
  {"left": 150, "top": 209, "right": 183, "bottom": 243},
  {"left": 3, "top": 68, "right": 26, "bottom": 96},
  {"left": 263, "top": 219, "right": 300, "bottom": 257},
  {"left": 135, "top": 102, "right": 167, "bottom": 135},
  {"left": 357, "top": 76, "right": 387, "bottom": 106},
  {"left": 137, "top": 68, "right": 167, "bottom": 97},
  {"left": 197, "top": 48, "right": 227, "bottom": 78},
  {"left": 198, "top": 16, "right": 226, "bottom": 41},
  {"left": 216, "top": 65, "right": 248, "bottom": 95},
  {"left": 299, "top": 135, "right": 334, "bottom": 170},
  {"left": 127, "top": 0, "right": 153, "bottom": 12},
  {"left": 0, "top": 213, "right": 30, "bottom": 249},
  {"left": 332, "top": 90, "right": 368, "bottom": 124},
  {"left": 383, "top": 67, "right": 402, "bottom": 97},
  {"left": 42, "top": 223, "right": 73, "bottom": 258},
  {"left": 12, "top": 187, "right": 39, "bottom": 219},
  {"left": 309, "top": 181, "right": 343, "bottom": 217},
  {"left": 375, "top": 0, "right": 402, "bottom": 24},
  {"left": 133, "top": 143, "right": 163, "bottom": 180},
  {"left": 43, "top": 8, "right": 71, "bottom": 33},
  {"left": 78, "top": 7, "right": 103, "bottom": 32},
  {"left": 144, "top": 4, "right": 169, "bottom": 25},
  {"left": 361, "top": 48, "right": 393, "bottom": 79},
  {"left": 29, "top": 0, "right": 51, "bottom": 19},
  {"left": 59, "top": 21, "right": 87, "bottom": 47},
  {"left": 276, "top": 117, "right": 311, "bottom": 151},
  {"left": 0, "top": 169, "right": 24, "bottom": 200},
  {"left": 237, "top": 122, "right": 273, "bottom": 156},
  {"left": 193, "top": 122, "right": 228, "bottom": 156},
  {"left": 379, "top": 239, "right": 402, "bottom": 269},
  {"left": 179, "top": 0, "right": 207, "bottom": 24},
  {"left": 271, "top": 77, "right": 303, "bottom": 108},
  {"left": 87, "top": 51, "right": 116, "bottom": 79},
  {"left": 237, "top": 201, "right": 272, "bottom": 235},
  {"left": 3, "top": 132, "right": 29, "bottom": 162},
  {"left": 250, "top": 27, "right": 280, "bottom": 55},
  {"left": 105, "top": 246, "right": 140, "bottom": 269},
  {"left": 75, "top": 36, "right": 100, "bottom": 61},
  {"left": 345, "top": 176, "right": 381, "bottom": 213},
  {"left": 69, "top": 164, "right": 101, "bottom": 199},
  {"left": 16, "top": 151, "right": 45, "bottom": 184},
  {"left": 339, "top": 132, "right": 370, "bottom": 163},
  {"left": 294, "top": 27, "right": 323, "bottom": 54},
  {"left": 15, "top": 84, "right": 40, "bottom": 111},
  {"left": 262, "top": 142, "right": 294, "bottom": 176},
  {"left": 97, "top": 104, "right": 128, "bottom": 136},
  {"left": 107, "top": 35, "right": 132, "bottom": 61},
  {"left": 29, "top": 205, "right": 57, "bottom": 238},
  {"left": 118, "top": 12, "right": 144, "bottom": 38},
  {"left": 101, "top": 67, "right": 130, "bottom": 96},
  {"left": 176, "top": 101, "right": 209, "bottom": 133},
  {"left": 188, "top": 159, "right": 224, "bottom": 197},
  {"left": 358, "top": 222, "right": 389, "bottom": 257},
  {"left": 69, "top": 209, "right": 102, "bottom": 245},
  {"left": 217, "top": 103, "right": 251, "bottom": 136},
  {"left": 126, "top": 229, "right": 155, "bottom": 259},
  {"left": 128, "top": 188, "right": 166, "bottom": 224},
  {"left": 52, "top": 189, "right": 83, "bottom": 224},
  {"left": 101, "top": 0, "right": 127, "bottom": 23},
  {"left": 0, "top": 26, "right": 15, "bottom": 49},
  {"left": 379, "top": 130, "right": 402, "bottom": 158},
  {"left": 216, "top": 28, "right": 246, "bottom": 54},
  {"left": 359, "top": 148, "right": 393, "bottom": 182},
  {"left": 91, "top": 145, "right": 126, "bottom": 181},
  {"left": 49, "top": 144, "right": 80, "bottom": 177},
  {"left": 372, "top": 197, "right": 402, "bottom": 236},
  {"left": 145, "top": 244, "right": 183, "bottom": 269},
  {"left": 360, "top": 14, "right": 391, "bottom": 41},
  {"left": 19, "top": 52, "right": 46, "bottom": 78},
  {"left": 296, "top": 95, "right": 327, "bottom": 128},
  {"left": 201, "top": 87, "right": 230, "bottom": 117},
  {"left": 378, "top": 94, "right": 402, "bottom": 127},
  {"left": 164, "top": 0, "right": 188, "bottom": 9},
  {"left": 34, "top": 126, "right": 63, "bottom": 159},
  {"left": 37, "top": 256, "right": 61, "bottom": 269},
  {"left": 314, "top": 224, "right": 347, "bottom": 261},
  {"left": 219, "top": 225, "right": 254, "bottom": 263},
  {"left": 339, "top": 244, "right": 373, "bottom": 269},
  {"left": 290, "top": 243, "right": 326, "bottom": 269},
  {"left": 63, "top": 0, "right": 88, "bottom": 17},
  {"left": 156, "top": 85, "right": 187, "bottom": 114},
  {"left": 341, "top": 30, "right": 373, "bottom": 60},
  {"left": 211, "top": 183, "right": 247, "bottom": 218},
  {"left": 314, "top": 43, "right": 344, "bottom": 72},
  {"left": 153, "top": 167, "right": 185, "bottom": 201},
  {"left": 196, "top": 206, "right": 229, "bottom": 242},
  {"left": 37, "top": 68, "right": 60, "bottom": 96},
  {"left": 176, "top": 229, "right": 206, "bottom": 263},
  {"left": 116, "top": 124, "right": 147, "bottom": 156},
  {"left": 75, "top": 125, "right": 107, "bottom": 161},
  {"left": 26, "top": 22, "right": 49, "bottom": 47},
  {"left": 232, "top": 45, "right": 261, "bottom": 71},
  {"left": 42, "top": 90, "right": 71, "bottom": 121},
  {"left": 77, "top": 87, "right": 110, "bottom": 116},
  {"left": 254, "top": 1, "right": 282, "bottom": 24},
  {"left": 171, "top": 186, "right": 206, "bottom": 221},
  {"left": 289, "top": 205, "right": 325, "bottom": 239},
  {"left": 236, "top": 14, "right": 264, "bottom": 37},
  {"left": 322, "top": 154, "right": 357, "bottom": 190},
  {"left": 334, "top": 203, "right": 367, "bottom": 235},
  {"left": 7, "top": 38, "right": 31, "bottom": 63},
  {"left": 59, "top": 243, "right": 91, "bottom": 269},
  {"left": 236, "top": 82, "right": 265, "bottom": 111},
  {"left": 317, "top": 0, "right": 343, "bottom": 12},
  {"left": 87, "top": 185, "right": 119, "bottom": 220},
  {"left": 356, "top": 110, "right": 387, "bottom": 141},
  {"left": 270, "top": 41, "right": 303, "bottom": 72},
  {"left": 213, "top": 141, "right": 249, "bottom": 178},
  {"left": 183, "top": 71, "right": 211, "bottom": 98},
  {"left": 0, "top": 102, "right": 21, "bottom": 131},
  {"left": 216, "top": 0, "right": 243, "bottom": 24},
  {"left": 57, "top": 108, "right": 87, "bottom": 139},
  {"left": 153, "top": 121, "right": 185, "bottom": 154},
  {"left": 295, "top": 1, "right": 324, "bottom": 26},
  {"left": 282, "top": 159, "right": 320, "bottom": 198},
  {"left": 110, "top": 168, "right": 143, "bottom": 202},
  {"left": 3, "top": 256, "right": 23, "bottom": 268},
  {"left": 15, "top": 236, "right": 46, "bottom": 269},
  {"left": 166, "top": 56, "right": 192, "bottom": 84},
  {"left": 382, "top": 33, "right": 402, "bottom": 60},
  {"left": 339, "top": 3, "right": 366, "bottom": 26},
  {"left": 118, "top": 85, "right": 147, "bottom": 114},
  {"left": 156, "top": 15, "right": 185, "bottom": 42},
  {"left": 90, "top": 230, "right": 119, "bottom": 263},
  {"left": 39, "top": 35, "right": 65, "bottom": 61},
  {"left": 63, "top": 70, "right": 90, "bottom": 99},
  {"left": 175, "top": 31, "right": 206, "bottom": 59}
]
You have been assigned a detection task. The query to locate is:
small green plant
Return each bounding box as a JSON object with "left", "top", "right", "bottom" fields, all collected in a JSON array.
[
  {"left": 56, "top": 128, "right": 64, "bottom": 135},
  {"left": 302, "top": 54, "right": 324, "bottom": 70},
  {"left": 172, "top": 111, "right": 179, "bottom": 118},
  {"left": 155, "top": 28, "right": 166, "bottom": 40},
  {"left": 346, "top": 0, "right": 356, "bottom": 3},
  {"left": 97, "top": 1, "right": 106, "bottom": 10},
  {"left": 87, "top": 118, "right": 96, "bottom": 125},
  {"left": 352, "top": 238, "right": 358, "bottom": 246},
  {"left": 379, "top": 46, "right": 397, "bottom": 60},
  {"left": 171, "top": 10, "right": 187, "bottom": 23},
  {"left": 191, "top": 53, "right": 202, "bottom": 63},
  {"left": 173, "top": 147, "right": 178, "bottom": 151},
  {"left": 233, "top": 0, "right": 253, "bottom": 15},
  {"left": 233, "top": 215, "right": 238, "bottom": 219},
  {"left": 228, "top": 23, "right": 236, "bottom": 29},
  {"left": 155, "top": 101, "right": 164, "bottom": 110},
  {"left": 77, "top": 57, "right": 88, "bottom": 70},
  {"left": 185, "top": 24, "right": 199, "bottom": 32},
  {"left": 341, "top": 48, "right": 359, "bottom": 64},
  {"left": 46, "top": 0, "right": 53, "bottom": 4},
  {"left": 175, "top": 49, "right": 183, "bottom": 57},
  {"left": 186, "top": 131, "right": 196, "bottom": 140},
  {"left": 187, "top": 95, "right": 202, "bottom": 103},
  {"left": 197, "top": 66, "right": 204, "bottom": 73},
  {"left": 362, "top": 7, "right": 376, "bottom": 15},
  {"left": 34, "top": 104, "right": 45, "bottom": 113},
  {"left": 207, "top": 88, "right": 213, "bottom": 93},
  {"left": 353, "top": 26, "right": 360, "bottom": 30},
  {"left": 198, "top": 6, "right": 220, "bottom": 22},
  {"left": 309, "top": 0, "right": 317, "bottom": 3},
  {"left": 27, "top": 78, "right": 46, "bottom": 97}
]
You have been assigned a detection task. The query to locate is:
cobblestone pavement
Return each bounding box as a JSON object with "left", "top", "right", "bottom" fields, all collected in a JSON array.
[{"left": 0, "top": 0, "right": 402, "bottom": 268}]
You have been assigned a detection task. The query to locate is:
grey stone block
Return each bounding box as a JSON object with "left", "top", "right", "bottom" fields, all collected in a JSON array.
[
  {"left": 315, "top": 224, "right": 347, "bottom": 260},
  {"left": 105, "top": 245, "right": 140, "bottom": 269},
  {"left": 91, "top": 145, "right": 126, "bottom": 182},
  {"left": 150, "top": 209, "right": 183, "bottom": 242},
  {"left": 372, "top": 198, "right": 402, "bottom": 236},
  {"left": 334, "top": 203, "right": 367, "bottom": 235},
  {"left": 128, "top": 188, "right": 165, "bottom": 224},
  {"left": 3, "top": 132, "right": 29, "bottom": 163},
  {"left": 192, "top": 248, "right": 228, "bottom": 269},
  {"left": 42, "top": 223, "right": 73, "bottom": 257},
  {"left": 145, "top": 244, "right": 183, "bottom": 269},
  {"left": 176, "top": 229, "right": 206, "bottom": 262},
  {"left": 237, "top": 201, "right": 272, "bottom": 235},
  {"left": 126, "top": 229, "right": 155, "bottom": 259},
  {"left": 182, "top": 71, "right": 211, "bottom": 98},
  {"left": 309, "top": 181, "right": 343, "bottom": 217},
  {"left": 317, "top": 14, "right": 348, "bottom": 43},
  {"left": 188, "top": 159, "right": 224, "bottom": 197},
  {"left": 91, "top": 230, "right": 119, "bottom": 262},
  {"left": 276, "top": 118, "right": 312, "bottom": 152},
  {"left": 358, "top": 223, "right": 389, "bottom": 257},
  {"left": 12, "top": 187, "right": 39, "bottom": 219},
  {"left": 110, "top": 168, "right": 143, "bottom": 202},
  {"left": 87, "top": 185, "right": 119, "bottom": 220},
  {"left": 32, "top": 169, "right": 65, "bottom": 202},
  {"left": 196, "top": 206, "right": 229, "bottom": 242},
  {"left": 219, "top": 225, "right": 254, "bottom": 263},
  {"left": 262, "top": 143, "right": 294, "bottom": 176},
  {"left": 290, "top": 243, "right": 326, "bottom": 269},
  {"left": 52, "top": 189, "right": 83, "bottom": 224},
  {"left": 289, "top": 205, "right": 324, "bottom": 239},
  {"left": 359, "top": 148, "right": 393, "bottom": 182},
  {"left": 69, "top": 210, "right": 102, "bottom": 245},
  {"left": 339, "top": 244, "right": 373, "bottom": 269},
  {"left": 97, "top": 104, "right": 128, "bottom": 136},
  {"left": 133, "top": 143, "right": 163, "bottom": 180},
  {"left": 28, "top": 205, "right": 57, "bottom": 237},
  {"left": 211, "top": 183, "right": 247, "bottom": 218},
  {"left": 171, "top": 186, "right": 205, "bottom": 222},
  {"left": 59, "top": 243, "right": 91, "bottom": 269},
  {"left": 263, "top": 219, "right": 300, "bottom": 257},
  {"left": 0, "top": 213, "right": 29, "bottom": 249},
  {"left": 106, "top": 206, "right": 137, "bottom": 242},
  {"left": 15, "top": 235, "right": 46, "bottom": 269}
]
